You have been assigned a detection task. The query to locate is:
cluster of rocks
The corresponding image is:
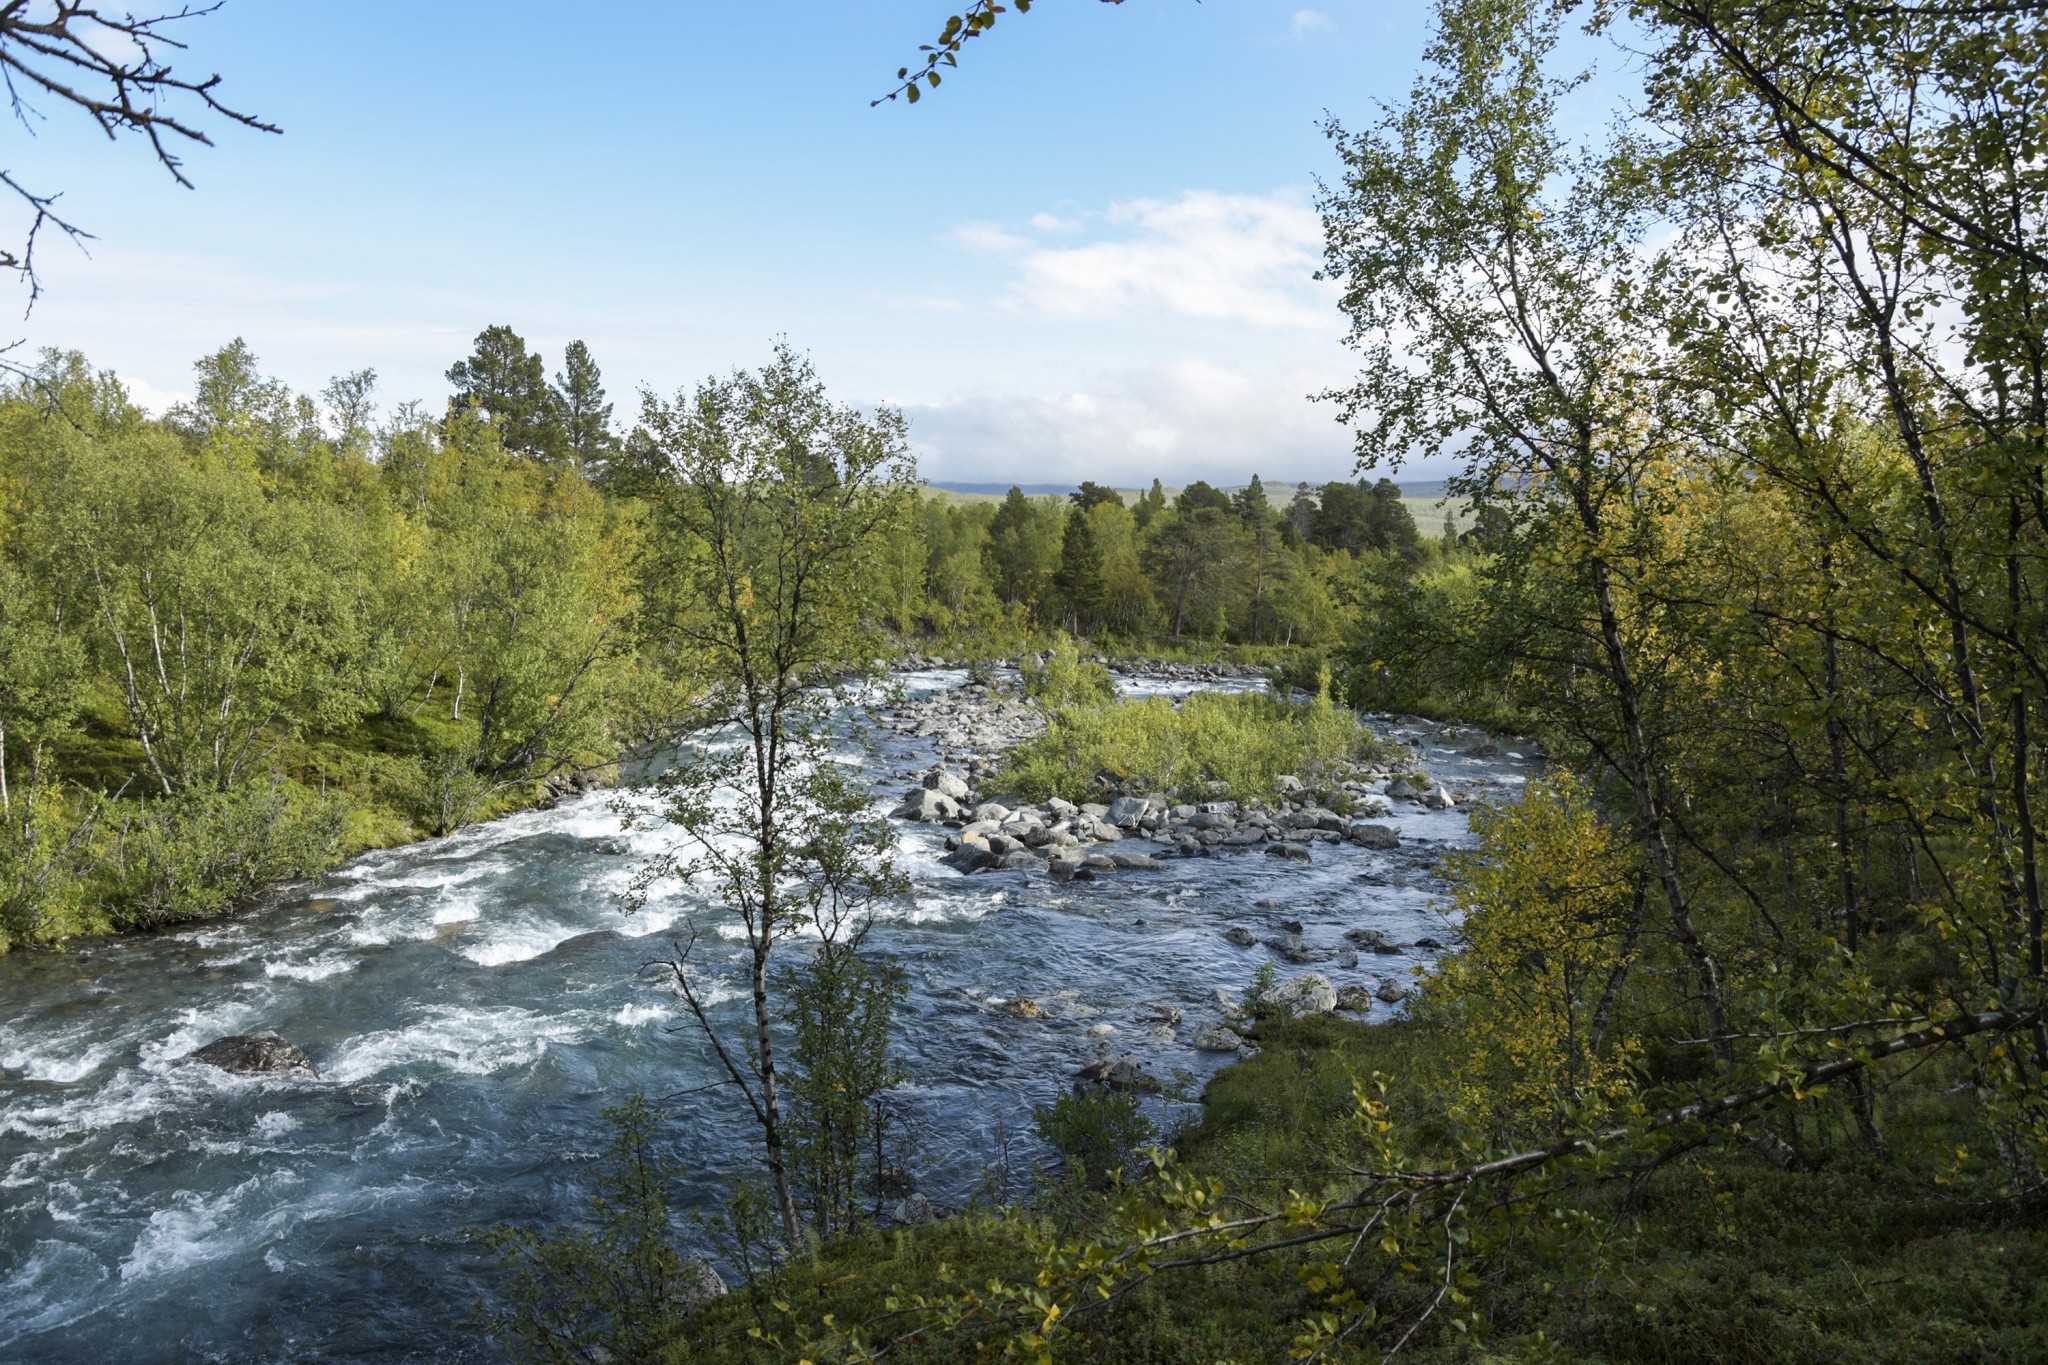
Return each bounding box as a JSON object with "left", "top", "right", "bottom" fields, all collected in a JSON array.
[
  {"left": 893, "top": 758, "right": 1464, "bottom": 879},
  {"left": 536, "top": 763, "right": 619, "bottom": 809},
  {"left": 880, "top": 678, "right": 1047, "bottom": 771}
]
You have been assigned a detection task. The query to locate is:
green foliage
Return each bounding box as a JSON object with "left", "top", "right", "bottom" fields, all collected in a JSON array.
[
  {"left": 997, "top": 687, "right": 1384, "bottom": 805},
  {"left": 1017, "top": 635, "right": 1115, "bottom": 710},
  {"left": 1031, "top": 1087, "right": 1155, "bottom": 1189},
  {"left": 632, "top": 344, "right": 917, "bottom": 1245},
  {"left": 474, "top": 1093, "right": 691, "bottom": 1365},
  {"left": 99, "top": 778, "right": 348, "bottom": 930},
  {"left": 780, "top": 939, "right": 909, "bottom": 1239}
]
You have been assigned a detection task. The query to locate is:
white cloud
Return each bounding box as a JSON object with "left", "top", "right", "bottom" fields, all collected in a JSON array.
[
  {"left": 119, "top": 374, "right": 190, "bottom": 416},
  {"left": 1290, "top": 9, "right": 1332, "bottom": 38},
  {"left": 901, "top": 357, "right": 1365, "bottom": 487},
  {"left": 959, "top": 189, "right": 1337, "bottom": 331}
]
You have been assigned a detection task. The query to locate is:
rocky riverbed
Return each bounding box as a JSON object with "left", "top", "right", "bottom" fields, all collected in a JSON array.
[{"left": 0, "top": 667, "right": 1533, "bottom": 1363}]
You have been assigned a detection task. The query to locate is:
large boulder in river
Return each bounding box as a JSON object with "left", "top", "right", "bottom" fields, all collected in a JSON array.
[
  {"left": 1261, "top": 972, "right": 1338, "bottom": 1017},
  {"left": 943, "top": 844, "right": 995, "bottom": 874},
  {"left": 189, "top": 1031, "right": 318, "bottom": 1077},
  {"left": 923, "top": 768, "right": 972, "bottom": 801},
  {"left": 895, "top": 788, "right": 961, "bottom": 822},
  {"left": 1347, "top": 822, "right": 1401, "bottom": 851},
  {"left": 1073, "top": 1054, "right": 1163, "bottom": 1092}
]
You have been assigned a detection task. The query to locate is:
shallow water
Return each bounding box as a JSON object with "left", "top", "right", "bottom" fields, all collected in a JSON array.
[{"left": 0, "top": 672, "right": 1533, "bottom": 1362}]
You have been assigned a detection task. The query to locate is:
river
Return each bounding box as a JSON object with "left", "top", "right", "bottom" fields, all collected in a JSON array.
[{"left": 0, "top": 670, "right": 1533, "bottom": 1362}]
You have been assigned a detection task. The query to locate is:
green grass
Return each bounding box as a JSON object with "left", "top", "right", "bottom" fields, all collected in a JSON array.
[
  {"left": 665, "top": 1012, "right": 2048, "bottom": 1364},
  {"left": 994, "top": 689, "right": 1390, "bottom": 804}
]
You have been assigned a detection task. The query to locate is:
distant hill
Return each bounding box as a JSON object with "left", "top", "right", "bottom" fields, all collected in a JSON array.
[{"left": 927, "top": 482, "right": 1079, "bottom": 498}]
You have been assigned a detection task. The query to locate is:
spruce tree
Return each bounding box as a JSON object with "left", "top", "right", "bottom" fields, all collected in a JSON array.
[{"left": 1052, "top": 506, "right": 1107, "bottom": 635}]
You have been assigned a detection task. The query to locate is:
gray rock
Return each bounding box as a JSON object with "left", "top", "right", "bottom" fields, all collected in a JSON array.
[
  {"left": 1138, "top": 1003, "right": 1183, "bottom": 1026},
  {"left": 1080, "top": 802, "right": 1111, "bottom": 819},
  {"left": 1223, "top": 926, "right": 1259, "bottom": 947},
  {"left": 895, "top": 788, "right": 961, "bottom": 822},
  {"left": 1265, "top": 843, "right": 1313, "bottom": 863},
  {"left": 1263, "top": 972, "right": 1338, "bottom": 1016},
  {"left": 1335, "top": 985, "right": 1376, "bottom": 1014},
  {"left": 1376, "top": 978, "right": 1410, "bottom": 1004},
  {"left": 1385, "top": 777, "right": 1423, "bottom": 802},
  {"left": 1264, "top": 936, "right": 1320, "bottom": 964},
  {"left": 1347, "top": 822, "right": 1401, "bottom": 851},
  {"left": 1413, "top": 936, "right": 1447, "bottom": 951},
  {"left": 997, "top": 850, "right": 1043, "bottom": 871},
  {"left": 1344, "top": 927, "right": 1390, "bottom": 950},
  {"left": 970, "top": 802, "right": 1012, "bottom": 823},
  {"left": 1073, "top": 1054, "right": 1163, "bottom": 1092},
  {"left": 923, "top": 768, "right": 972, "bottom": 800},
  {"left": 1193, "top": 1023, "right": 1244, "bottom": 1052},
  {"left": 942, "top": 844, "right": 995, "bottom": 874},
  {"left": 888, "top": 1193, "right": 935, "bottom": 1226},
  {"left": 189, "top": 1031, "right": 318, "bottom": 1078},
  {"left": 1223, "top": 829, "right": 1265, "bottom": 847},
  {"left": 673, "top": 1255, "right": 729, "bottom": 1313},
  {"left": 1107, "top": 795, "right": 1150, "bottom": 827},
  {"left": 1423, "top": 785, "right": 1456, "bottom": 810},
  {"left": 1108, "top": 850, "right": 1165, "bottom": 871}
]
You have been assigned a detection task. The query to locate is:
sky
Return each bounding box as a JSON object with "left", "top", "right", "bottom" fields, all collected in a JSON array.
[{"left": 12, "top": 2, "right": 1467, "bottom": 487}]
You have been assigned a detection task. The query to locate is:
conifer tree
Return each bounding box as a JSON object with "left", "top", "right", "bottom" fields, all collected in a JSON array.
[{"left": 552, "top": 340, "right": 617, "bottom": 474}]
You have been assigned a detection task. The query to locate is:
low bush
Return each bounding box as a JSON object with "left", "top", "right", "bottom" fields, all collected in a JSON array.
[{"left": 995, "top": 687, "right": 1388, "bottom": 804}]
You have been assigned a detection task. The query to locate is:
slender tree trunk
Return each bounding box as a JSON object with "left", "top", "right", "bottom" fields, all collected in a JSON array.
[
  {"left": 1589, "top": 554, "right": 1732, "bottom": 1063},
  {"left": 751, "top": 942, "right": 801, "bottom": 1244}
]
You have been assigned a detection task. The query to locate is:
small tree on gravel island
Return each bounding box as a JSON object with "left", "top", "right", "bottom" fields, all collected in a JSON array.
[{"left": 627, "top": 344, "right": 917, "bottom": 1247}]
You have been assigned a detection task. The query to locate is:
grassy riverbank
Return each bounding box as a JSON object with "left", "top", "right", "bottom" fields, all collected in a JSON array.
[{"left": 664, "top": 1010, "right": 2048, "bottom": 1363}]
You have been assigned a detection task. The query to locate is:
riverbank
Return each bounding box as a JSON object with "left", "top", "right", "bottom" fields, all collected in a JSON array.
[{"left": 663, "top": 1004, "right": 2048, "bottom": 1364}]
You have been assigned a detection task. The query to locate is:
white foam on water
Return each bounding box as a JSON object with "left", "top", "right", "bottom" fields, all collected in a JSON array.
[
  {"left": 119, "top": 1168, "right": 303, "bottom": 1282},
  {"left": 252, "top": 1111, "right": 299, "bottom": 1140},
  {"left": 455, "top": 924, "right": 579, "bottom": 967},
  {"left": 321, "top": 1005, "right": 588, "bottom": 1084},
  {"left": 0, "top": 1238, "right": 110, "bottom": 1346},
  {"left": 0, "top": 1029, "right": 122, "bottom": 1085},
  {"left": 261, "top": 953, "right": 357, "bottom": 982}
]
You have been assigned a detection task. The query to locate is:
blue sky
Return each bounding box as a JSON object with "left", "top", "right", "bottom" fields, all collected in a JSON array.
[{"left": 16, "top": 2, "right": 1461, "bottom": 486}]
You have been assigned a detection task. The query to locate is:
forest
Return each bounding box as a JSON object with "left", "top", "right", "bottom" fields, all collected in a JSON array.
[{"left": 0, "top": 332, "right": 1455, "bottom": 952}]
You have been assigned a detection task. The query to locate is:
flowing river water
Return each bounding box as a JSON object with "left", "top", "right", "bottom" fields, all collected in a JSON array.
[{"left": 0, "top": 671, "right": 1535, "bottom": 1362}]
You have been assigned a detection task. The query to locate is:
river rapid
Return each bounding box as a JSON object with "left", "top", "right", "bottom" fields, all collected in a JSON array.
[{"left": 0, "top": 671, "right": 1534, "bottom": 1363}]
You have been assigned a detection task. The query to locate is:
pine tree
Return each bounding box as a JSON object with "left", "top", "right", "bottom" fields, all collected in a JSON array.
[
  {"left": 552, "top": 340, "right": 617, "bottom": 474},
  {"left": 447, "top": 325, "right": 567, "bottom": 462}
]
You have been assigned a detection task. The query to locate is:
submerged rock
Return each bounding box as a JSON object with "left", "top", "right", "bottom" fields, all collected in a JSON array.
[
  {"left": 189, "top": 1031, "right": 318, "bottom": 1078},
  {"left": 1265, "top": 842, "right": 1312, "bottom": 863}
]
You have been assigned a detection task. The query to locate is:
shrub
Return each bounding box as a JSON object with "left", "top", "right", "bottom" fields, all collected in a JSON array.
[
  {"left": 474, "top": 1094, "right": 694, "bottom": 1364},
  {"left": 100, "top": 778, "right": 348, "bottom": 929},
  {"left": 1018, "top": 635, "right": 1116, "bottom": 710},
  {"left": 1033, "top": 1087, "right": 1155, "bottom": 1189}
]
